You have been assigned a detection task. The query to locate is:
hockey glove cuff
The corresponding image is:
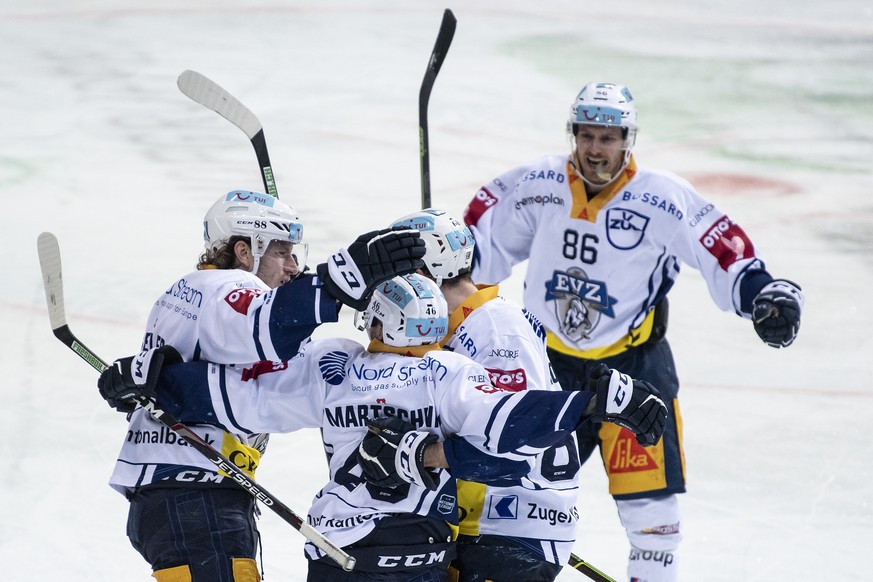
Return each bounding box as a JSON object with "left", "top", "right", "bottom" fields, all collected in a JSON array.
[
  {"left": 358, "top": 417, "right": 439, "bottom": 491},
  {"left": 97, "top": 346, "right": 182, "bottom": 412},
  {"left": 752, "top": 279, "right": 803, "bottom": 348},
  {"left": 317, "top": 227, "right": 426, "bottom": 311},
  {"left": 588, "top": 363, "right": 668, "bottom": 447}
]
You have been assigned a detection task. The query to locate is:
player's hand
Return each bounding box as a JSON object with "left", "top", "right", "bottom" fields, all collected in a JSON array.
[
  {"left": 97, "top": 346, "right": 182, "bottom": 412},
  {"left": 317, "top": 227, "right": 426, "bottom": 311},
  {"left": 588, "top": 364, "right": 667, "bottom": 447},
  {"left": 357, "top": 417, "right": 439, "bottom": 490},
  {"left": 752, "top": 279, "right": 803, "bottom": 348}
]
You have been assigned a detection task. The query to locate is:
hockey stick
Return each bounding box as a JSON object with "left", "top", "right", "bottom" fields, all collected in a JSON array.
[
  {"left": 417, "top": 12, "right": 616, "bottom": 581},
  {"left": 177, "top": 70, "right": 279, "bottom": 198},
  {"left": 568, "top": 553, "right": 617, "bottom": 582},
  {"left": 419, "top": 8, "right": 456, "bottom": 209},
  {"left": 36, "top": 232, "right": 355, "bottom": 572}
]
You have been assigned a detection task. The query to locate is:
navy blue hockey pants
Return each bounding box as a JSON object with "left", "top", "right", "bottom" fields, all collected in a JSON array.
[{"left": 127, "top": 486, "right": 259, "bottom": 581}]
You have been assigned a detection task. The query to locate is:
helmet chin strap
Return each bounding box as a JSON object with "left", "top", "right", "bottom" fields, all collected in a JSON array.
[
  {"left": 570, "top": 149, "right": 626, "bottom": 192},
  {"left": 250, "top": 234, "right": 268, "bottom": 275}
]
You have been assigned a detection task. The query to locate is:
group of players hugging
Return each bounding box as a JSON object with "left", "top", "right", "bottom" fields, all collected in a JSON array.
[{"left": 97, "top": 82, "right": 802, "bottom": 582}]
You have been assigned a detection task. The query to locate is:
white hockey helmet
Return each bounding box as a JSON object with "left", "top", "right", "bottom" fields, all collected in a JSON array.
[
  {"left": 203, "top": 190, "right": 304, "bottom": 272},
  {"left": 567, "top": 82, "right": 638, "bottom": 165},
  {"left": 390, "top": 209, "right": 474, "bottom": 285},
  {"left": 359, "top": 274, "right": 449, "bottom": 348}
]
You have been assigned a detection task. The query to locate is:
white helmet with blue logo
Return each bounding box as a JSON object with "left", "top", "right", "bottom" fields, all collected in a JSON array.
[
  {"left": 391, "top": 209, "right": 474, "bottom": 285},
  {"left": 360, "top": 274, "right": 449, "bottom": 348},
  {"left": 203, "top": 190, "right": 304, "bottom": 272},
  {"left": 567, "top": 82, "right": 638, "bottom": 168}
]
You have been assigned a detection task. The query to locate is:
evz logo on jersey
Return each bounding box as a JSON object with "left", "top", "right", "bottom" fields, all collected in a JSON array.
[
  {"left": 606, "top": 207, "right": 649, "bottom": 249},
  {"left": 486, "top": 368, "right": 527, "bottom": 391},
  {"left": 224, "top": 288, "right": 265, "bottom": 314},
  {"left": 699, "top": 214, "right": 755, "bottom": 270},
  {"left": 545, "top": 267, "right": 617, "bottom": 342}
]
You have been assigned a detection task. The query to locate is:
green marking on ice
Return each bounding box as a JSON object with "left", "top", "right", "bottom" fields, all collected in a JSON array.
[{"left": 0, "top": 157, "right": 35, "bottom": 187}]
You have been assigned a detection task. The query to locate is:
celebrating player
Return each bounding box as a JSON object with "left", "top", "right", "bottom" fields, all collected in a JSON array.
[
  {"left": 462, "top": 82, "right": 804, "bottom": 582},
  {"left": 386, "top": 209, "right": 579, "bottom": 581},
  {"left": 99, "top": 273, "right": 667, "bottom": 582},
  {"left": 97, "top": 190, "right": 425, "bottom": 582}
]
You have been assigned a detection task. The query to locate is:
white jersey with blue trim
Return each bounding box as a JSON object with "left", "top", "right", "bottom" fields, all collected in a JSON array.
[
  {"left": 109, "top": 268, "right": 339, "bottom": 495},
  {"left": 464, "top": 154, "right": 769, "bottom": 353},
  {"left": 153, "top": 339, "right": 593, "bottom": 557},
  {"left": 442, "top": 287, "right": 581, "bottom": 564}
]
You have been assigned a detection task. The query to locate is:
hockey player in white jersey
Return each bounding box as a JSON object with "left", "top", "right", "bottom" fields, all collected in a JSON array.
[
  {"left": 100, "top": 273, "right": 667, "bottom": 582},
  {"left": 96, "top": 190, "right": 425, "bottom": 582},
  {"left": 385, "top": 209, "right": 579, "bottom": 581},
  {"left": 462, "top": 82, "right": 804, "bottom": 582}
]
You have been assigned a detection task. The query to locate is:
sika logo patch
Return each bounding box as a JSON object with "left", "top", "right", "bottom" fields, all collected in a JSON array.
[
  {"left": 608, "top": 429, "right": 658, "bottom": 473},
  {"left": 224, "top": 288, "right": 265, "bottom": 314}
]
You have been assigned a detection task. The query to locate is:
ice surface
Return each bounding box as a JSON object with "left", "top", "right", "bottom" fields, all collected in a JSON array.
[{"left": 2, "top": 1, "right": 871, "bottom": 580}]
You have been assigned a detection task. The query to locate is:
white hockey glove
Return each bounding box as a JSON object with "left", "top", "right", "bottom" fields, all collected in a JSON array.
[
  {"left": 752, "top": 279, "right": 803, "bottom": 348},
  {"left": 317, "top": 227, "right": 426, "bottom": 311},
  {"left": 588, "top": 364, "right": 667, "bottom": 447},
  {"left": 97, "top": 346, "right": 182, "bottom": 413},
  {"left": 357, "top": 417, "right": 439, "bottom": 491}
]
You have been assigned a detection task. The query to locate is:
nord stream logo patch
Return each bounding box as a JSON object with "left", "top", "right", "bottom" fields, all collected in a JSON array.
[{"left": 487, "top": 495, "right": 518, "bottom": 520}]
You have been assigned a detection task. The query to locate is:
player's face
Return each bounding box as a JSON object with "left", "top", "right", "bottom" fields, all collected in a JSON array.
[
  {"left": 574, "top": 125, "right": 626, "bottom": 187},
  {"left": 256, "top": 240, "right": 299, "bottom": 288},
  {"left": 368, "top": 320, "right": 384, "bottom": 342}
]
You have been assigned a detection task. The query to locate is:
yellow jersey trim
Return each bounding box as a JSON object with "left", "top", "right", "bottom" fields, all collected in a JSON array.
[
  {"left": 442, "top": 285, "right": 500, "bottom": 346},
  {"left": 366, "top": 339, "right": 442, "bottom": 357},
  {"left": 567, "top": 156, "right": 638, "bottom": 222},
  {"left": 546, "top": 307, "right": 656, "bottom": 360}
]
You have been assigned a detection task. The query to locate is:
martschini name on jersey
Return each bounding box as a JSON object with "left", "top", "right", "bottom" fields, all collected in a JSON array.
[{"left": 324, "top": 404, "right": 439, "bottom": 429}]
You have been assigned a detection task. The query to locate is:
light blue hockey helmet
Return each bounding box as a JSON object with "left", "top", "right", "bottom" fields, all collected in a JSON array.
[
  {"left": 360, "top": 274, "right": 449, "bottom": 347},
  {"left": 390, "top": 209, "right": 474, "bottom": 285}
]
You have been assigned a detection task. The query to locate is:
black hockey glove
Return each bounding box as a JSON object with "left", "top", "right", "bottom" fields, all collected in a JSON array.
[
  {"left": 752, "top": 279, "right": 803, "bottom": 348},
  {"left": 317, "top": 227, "right": 426, "bottom": 311},
  {"left": 97, "top": 346, "right": 182, "bottom": 412},
  {"left": 357, "top": 417, "right": 439, "bottom": 491},
  {"left": 588, "top": 363, "right": 667, "bottom": 447}
]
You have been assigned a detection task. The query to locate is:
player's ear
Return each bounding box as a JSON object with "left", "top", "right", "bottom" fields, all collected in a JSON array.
[{"left": 234, "top": 240, "right": 253, "bottom": 271}]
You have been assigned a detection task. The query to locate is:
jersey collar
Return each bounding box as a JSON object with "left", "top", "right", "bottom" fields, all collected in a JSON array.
[
  {"left": 367, "top": 339, "right": 442, "bottom": 357},
  {"left": 441, "top": 285, "right": 500, "bottom": 346},
  {"left": 567, "top": 155, "right": 638, "bottom": 222}
]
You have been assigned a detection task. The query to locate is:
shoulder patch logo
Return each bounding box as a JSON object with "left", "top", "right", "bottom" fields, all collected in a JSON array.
[
  {"left": 319, "top": 351, "right": 349, "bottom": 385},
  {"left": 224, "top": 288, "right": 265, "bottom": 315}
]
